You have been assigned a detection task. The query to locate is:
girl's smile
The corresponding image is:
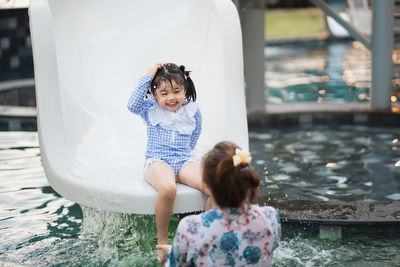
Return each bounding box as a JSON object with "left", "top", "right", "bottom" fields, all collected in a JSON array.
[{"left": 153, "top": 80, "right": 186, "bottom": 112}]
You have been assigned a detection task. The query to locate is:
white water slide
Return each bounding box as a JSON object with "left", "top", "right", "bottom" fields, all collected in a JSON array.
[{"left": 29, "top": 0, "right": 248, "bottom": 214}]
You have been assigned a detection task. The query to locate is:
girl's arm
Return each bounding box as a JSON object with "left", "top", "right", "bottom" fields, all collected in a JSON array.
[
  {"left": 190, "top": 109, "right": 202, "bottom": 150},
  {"left": 127, "top": 63, "right": 162, "bottom": 116},
  {"left": 274, "top": 208, "right": 282, "bottom": 249},
  {"left": 263, "top": 206, "right": 281, "bottom": 250},
  {"left": 127, "top": 74, "right": 153, "bottom": 116}
]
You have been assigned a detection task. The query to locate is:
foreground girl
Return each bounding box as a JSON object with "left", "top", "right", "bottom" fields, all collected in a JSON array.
[{"left": 158, "top": 141, "right": 281, "bottom": 266}]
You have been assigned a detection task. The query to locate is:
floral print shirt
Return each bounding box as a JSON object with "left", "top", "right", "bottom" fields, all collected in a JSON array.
[{"left": 166, "top": 204, "right": 281, "bottom": 266}]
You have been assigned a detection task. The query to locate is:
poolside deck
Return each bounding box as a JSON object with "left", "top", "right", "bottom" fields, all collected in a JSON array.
[
  {"left": 257, "top": 198, "right": 400, "bottom": 236},
  {"left": 260, "top": 198, "right": 400, "bottom": 222}
]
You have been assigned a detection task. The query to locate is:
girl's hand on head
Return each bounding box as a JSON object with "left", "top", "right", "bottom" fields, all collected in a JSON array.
[{"left": 147, "top": 63, "right": 163, "bottom": 78}]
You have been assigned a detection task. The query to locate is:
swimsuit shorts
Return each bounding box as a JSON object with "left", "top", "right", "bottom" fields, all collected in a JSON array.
[{"left": 143, "top": 157, "right": 196, "bottom": 177}]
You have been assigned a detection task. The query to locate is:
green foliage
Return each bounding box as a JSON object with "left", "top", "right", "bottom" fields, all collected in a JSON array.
[{"left": 265, "top": 9, "right": 326, "bottom": 39}]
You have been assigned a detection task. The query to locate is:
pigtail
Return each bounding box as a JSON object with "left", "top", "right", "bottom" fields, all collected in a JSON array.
[
  {"left": 180, "top": 65, "right": 197, "bottom": 102},
  {"left": 185, "top": 76, "right": 196, "bottom": 102}
]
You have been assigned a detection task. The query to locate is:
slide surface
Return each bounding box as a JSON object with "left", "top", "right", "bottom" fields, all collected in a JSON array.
[{"left": 29, "top": 0, "right": 248, "bottom": 214}]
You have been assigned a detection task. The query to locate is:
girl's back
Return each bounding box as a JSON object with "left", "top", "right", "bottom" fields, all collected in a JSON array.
[{"left": 168, "top": 204, "right": 280, "bottom": 266}]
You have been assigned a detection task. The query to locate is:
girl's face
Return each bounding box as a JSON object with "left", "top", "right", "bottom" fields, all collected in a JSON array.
[{"left": 152, "top": 80, "right": 186, "bottom": 112}]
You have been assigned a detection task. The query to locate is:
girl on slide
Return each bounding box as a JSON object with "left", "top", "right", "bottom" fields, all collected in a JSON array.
[{"left": 127, "top": 63, "right": 210, "bottom": 262}]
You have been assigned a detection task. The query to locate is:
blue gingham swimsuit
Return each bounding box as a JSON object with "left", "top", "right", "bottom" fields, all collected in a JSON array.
[{"left": 127, "top": 74, "right": 202, "bottom": 176}]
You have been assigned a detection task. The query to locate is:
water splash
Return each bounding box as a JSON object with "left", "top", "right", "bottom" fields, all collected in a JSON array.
[
  {"left": 80, "top": 206, "right": 162, "bottom": 266},
  {"left": 272, "top": 234, "right": 400, "bottom": 266}
]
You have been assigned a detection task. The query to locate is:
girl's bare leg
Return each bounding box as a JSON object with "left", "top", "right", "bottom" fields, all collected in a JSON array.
[
  {"left": 144, "top": 161, "right": 176, "bottom": 245},
  {"left": 177, "top": 161, "right": 214, "bottom": 210}
]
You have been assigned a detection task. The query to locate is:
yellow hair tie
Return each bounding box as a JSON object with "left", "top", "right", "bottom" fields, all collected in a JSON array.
[{"left": 232, "top": 148, "right": 252, "bottom": 167}]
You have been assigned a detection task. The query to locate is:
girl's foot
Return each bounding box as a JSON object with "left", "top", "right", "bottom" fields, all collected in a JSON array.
[{"left": 156, "top": 244, "right": 172, "bottom": 265}]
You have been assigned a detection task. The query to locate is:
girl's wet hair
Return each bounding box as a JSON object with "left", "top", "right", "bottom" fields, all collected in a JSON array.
[
  {"left": 202, "top": 141, "right": 260, "bottom": 208},
  {"left": 150, "top": 63, "right": 196, "bottom": 102}
]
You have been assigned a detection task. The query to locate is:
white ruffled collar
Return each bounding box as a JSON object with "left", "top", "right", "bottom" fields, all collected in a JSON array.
[{"left": 147, "top": 98, "right": 198, "bottom": 135}]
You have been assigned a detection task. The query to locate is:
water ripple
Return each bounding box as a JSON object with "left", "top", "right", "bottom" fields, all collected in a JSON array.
[{"left": 1, "top": 131, "right": 400, "bottom": 266}]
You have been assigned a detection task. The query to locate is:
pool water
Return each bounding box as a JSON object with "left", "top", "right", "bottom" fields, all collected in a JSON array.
[
  {"left": 250, "top": 124, "right": 400, "bottom": 202},
  {"left": 1, "top": 132, "right": 400, "bottom": 266},
  {"left": 265, "top": 40, "right": 400, "bottom": 104}
]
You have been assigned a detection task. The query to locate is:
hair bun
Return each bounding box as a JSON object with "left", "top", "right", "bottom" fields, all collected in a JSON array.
[
  {"left": 240, "top": 166, "right": 249, "bottom": 172},
  {"left": 234, "top": 164, "right": 260, "bottom": 188}
]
